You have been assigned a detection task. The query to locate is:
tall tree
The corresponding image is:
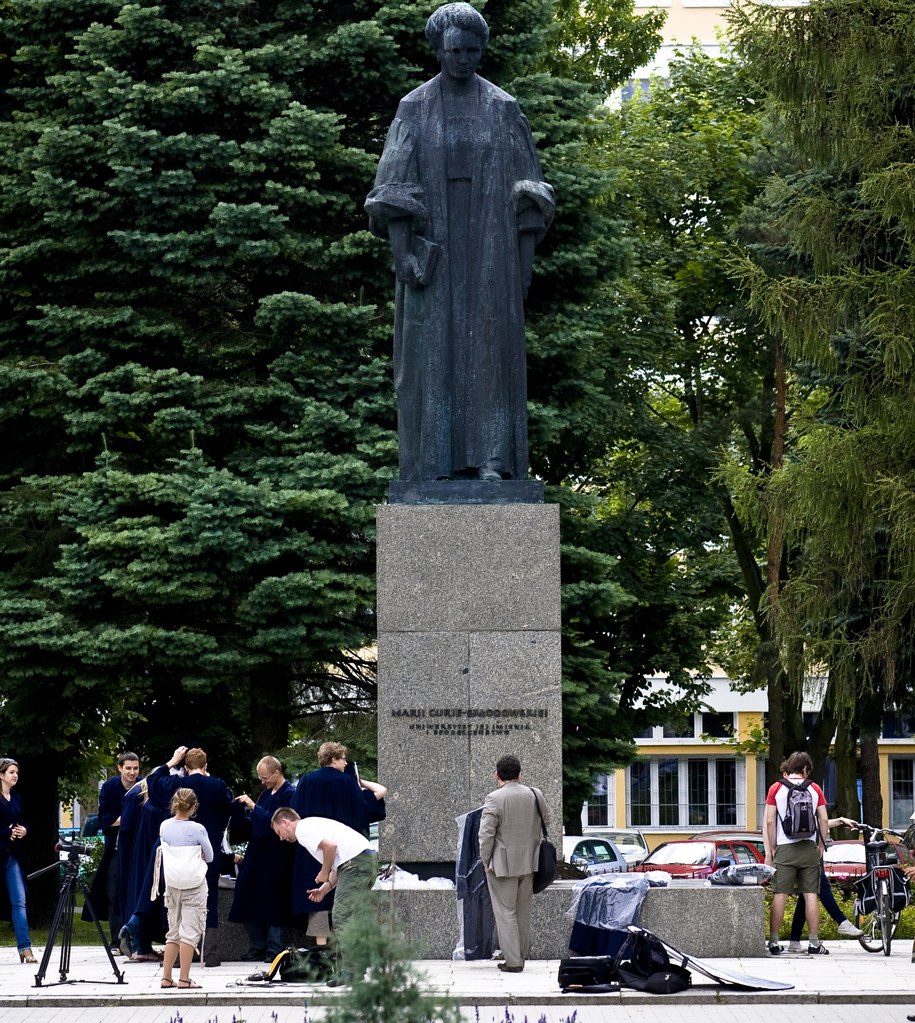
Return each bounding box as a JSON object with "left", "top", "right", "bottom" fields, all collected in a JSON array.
[
  {"left": 0, "top": 0, "right": 671, "bottom": 863},
  {"left": 728, "top": 0, "right": 915, "bottom": 816}
]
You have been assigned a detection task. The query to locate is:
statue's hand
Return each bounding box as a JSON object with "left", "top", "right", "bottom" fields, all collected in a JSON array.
[{"left": 393, "top": 252, "right": 424, "bottom": 287}]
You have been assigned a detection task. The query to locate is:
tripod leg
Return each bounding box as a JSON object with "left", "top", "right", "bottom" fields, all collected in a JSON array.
[
  {"left": 78, "top": 876, "right": 125, "bottom": 983},
  {"left": 34, "top": 875, "right": 71, "bottom": 987}
]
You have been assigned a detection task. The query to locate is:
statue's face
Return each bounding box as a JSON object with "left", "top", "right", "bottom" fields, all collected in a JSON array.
[{"left": 438, "top": 27, "right": 483, "bottom": 80}]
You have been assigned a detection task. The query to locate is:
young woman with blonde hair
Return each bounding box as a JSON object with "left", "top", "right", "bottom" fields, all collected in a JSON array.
[{"left": 157, "top": 787, "right": 213, "bottom": 989}]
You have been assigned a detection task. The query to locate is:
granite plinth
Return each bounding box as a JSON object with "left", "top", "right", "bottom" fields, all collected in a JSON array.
[
  {"left": 386, "top": 882, "right": 766, "bottom": 960},
  {"left": 377, "top": 503, "right": 560, "bottom": 635},
  {"left": 376, "top": 502, "right": 562, "bottom": 865},
  {"left": 389, "top": 480, "right": 544, "bottom": 504},
  {"left": 378, "top": 630, "right": 561, "bottom": 862}
]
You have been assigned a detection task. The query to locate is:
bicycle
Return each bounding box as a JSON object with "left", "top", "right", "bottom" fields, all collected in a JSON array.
[{"left": 848, "top": 821, "right": 910, "bottom": 956}]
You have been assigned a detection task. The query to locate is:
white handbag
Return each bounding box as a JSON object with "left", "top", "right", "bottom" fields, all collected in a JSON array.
[{"left": 151, "top": 842, "right": 208, "bottom": 895}]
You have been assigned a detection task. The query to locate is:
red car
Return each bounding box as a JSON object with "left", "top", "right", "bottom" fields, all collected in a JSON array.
[
  {"left": 632, "top": 839, "right": 765, "bottom": 879},
  {"left": 823, "top": 839, "right": 915, "bottom": 882}
]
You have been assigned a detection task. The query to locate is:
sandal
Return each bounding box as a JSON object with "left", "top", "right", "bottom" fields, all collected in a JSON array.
[
  {"left": 177, "top": 979, "right": 201, "bottom": 988},
  {"left": 160, "top": 978, "right": 177, "bottom": 988},
  {"left": 19, "top": 949, "right": 38, "bottom": 964}
]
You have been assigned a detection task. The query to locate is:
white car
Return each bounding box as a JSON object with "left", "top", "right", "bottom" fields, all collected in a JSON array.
[
  {"left": 562, "top": 836, "right": 628, "bottom": 875},
  {"left": 582, "top": 828, "right": 649, "bottom": 866}
]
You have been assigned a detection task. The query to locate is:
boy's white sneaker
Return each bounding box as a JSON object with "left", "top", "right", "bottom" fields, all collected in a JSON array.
[{"left": 837, "top": 919, "right": 863, "bottom": 937}]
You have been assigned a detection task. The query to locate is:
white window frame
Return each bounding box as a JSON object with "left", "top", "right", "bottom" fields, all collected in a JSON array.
[
  {"left": 889, "top": 756, "right": 915, "bottom": 829},
  {"left": 626, "top": 755, "right": 745, "bottom": 829}
]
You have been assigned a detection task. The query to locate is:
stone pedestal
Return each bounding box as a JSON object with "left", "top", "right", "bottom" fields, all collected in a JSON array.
[{"left": 376, "top": 502, "right": 563, "bottom": 867}]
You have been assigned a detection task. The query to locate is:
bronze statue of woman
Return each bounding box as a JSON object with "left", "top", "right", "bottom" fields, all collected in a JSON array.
[{"left": 366, "top": 2, "right": 554, "bottom": 483}]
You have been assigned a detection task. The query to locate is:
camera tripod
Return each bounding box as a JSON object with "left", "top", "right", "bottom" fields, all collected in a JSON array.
[{"left": 28, "top": 845, "right": 125, "bottom": 986}]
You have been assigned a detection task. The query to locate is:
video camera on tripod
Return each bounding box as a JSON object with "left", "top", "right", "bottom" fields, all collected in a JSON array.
[
  {"left": 56, "top": 839, "right": 92, "bottom": 859},
  {"left": 27, "top": 839, "right": 124, "bottom": 987}
]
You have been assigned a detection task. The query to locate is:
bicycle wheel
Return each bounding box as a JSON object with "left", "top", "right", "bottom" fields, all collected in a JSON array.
[
  {"left": 856, "top": 901, "right": 887, "bottom": 953},
  {"left": 878, "top": 880, "right": 896, "bottom": 956}
]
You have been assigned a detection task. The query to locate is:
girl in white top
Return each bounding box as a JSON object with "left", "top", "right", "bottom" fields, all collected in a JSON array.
[{"left": 158, "top": 787, "right": 213, "bottom": 989}]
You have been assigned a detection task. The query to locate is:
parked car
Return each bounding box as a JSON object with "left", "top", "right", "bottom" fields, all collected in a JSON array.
[
  {"left": 690, "top": 829, "right": 766, "bottom": 859},
  {"left": 583, "top": 828, "right": 649, "bottom": 866},
  {"left": 562, "top": 836, "right": 628, "bottom": 875},
  {"left": 823, "top": 839, "right": 915, "bottom": 882},
  {"left": 632, "top": 838, "right": 764, "bottom": 879},
  {"left": 822, "top": 839, "right": 866, "bottom": 881}
]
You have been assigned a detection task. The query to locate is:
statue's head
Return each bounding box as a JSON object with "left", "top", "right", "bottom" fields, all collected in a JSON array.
[{"left": 425, "top": 3, "right": 490, "bottom": 51}]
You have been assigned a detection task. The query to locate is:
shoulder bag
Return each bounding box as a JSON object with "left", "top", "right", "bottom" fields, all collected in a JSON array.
[{"left": 529, "top": 787, "right": 557, "bottom": 894}]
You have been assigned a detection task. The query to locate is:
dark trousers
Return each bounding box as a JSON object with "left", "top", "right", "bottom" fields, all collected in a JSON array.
[{"left": 790, "top": 869, "right": 845, "bottom": 940}]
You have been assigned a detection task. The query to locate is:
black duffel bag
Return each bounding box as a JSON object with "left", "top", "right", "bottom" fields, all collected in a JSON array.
[{"left": 558, "top": 955, "right": 619, "bottom": 993}]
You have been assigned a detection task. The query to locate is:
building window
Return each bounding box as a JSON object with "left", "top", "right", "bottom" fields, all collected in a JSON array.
[
  {"left": 662, "top": 714, "right": 695, "bottom": 739},
  {"left": 883, "top": 714, "right": 915, "bottom": 739},
  {"left": 658, "top": 758, "right": 680, "bottom": 826},
  {"left": 803, "top": 711, "right": 820, "bottom": 738},
  {"left": 701, "top": 711, "right": 734, "bottom": 738},
  {"left": 890, "top": 758, "right": 915, "bottom": 827},
  {"left": 716, "top": 758, "right": 737, "bottom": 826},
  {"left": 585, "top": 775, "right": 611, "bottom": 827},
  {"left": 688, "top": 759, "right": 709, "bottom": 826},
  {"left": 630, "top": 760, "right": 652, "bottom": 827},
  {"left": 627, "top": 756, "right": 743, "bottom": 828}
]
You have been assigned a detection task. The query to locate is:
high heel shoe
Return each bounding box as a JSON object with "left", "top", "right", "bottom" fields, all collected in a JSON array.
[{"left": 19, "top": 949, "right": 37, "bottom": 964}]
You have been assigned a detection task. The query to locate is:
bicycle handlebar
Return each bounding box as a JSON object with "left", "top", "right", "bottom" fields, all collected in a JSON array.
[{"left": 848, "top": 822, "right": 906, "bottom": 842}]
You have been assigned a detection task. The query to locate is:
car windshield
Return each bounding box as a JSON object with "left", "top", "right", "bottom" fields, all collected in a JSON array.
[
  {"left": 646, "top": 842, "right": 714, "bottom": 866},
  {"left": 604, "top": 831, "right": 648, "bottom": 851}
]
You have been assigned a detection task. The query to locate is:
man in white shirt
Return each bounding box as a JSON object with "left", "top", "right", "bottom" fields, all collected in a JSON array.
[{"left": 272, "top": 807, "right": 378, "bottom": 982}]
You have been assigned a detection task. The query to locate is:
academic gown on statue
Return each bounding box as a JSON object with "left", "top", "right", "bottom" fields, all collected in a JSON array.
[{"left": 365, "top": 73, "right": 554, "bottom": 481}]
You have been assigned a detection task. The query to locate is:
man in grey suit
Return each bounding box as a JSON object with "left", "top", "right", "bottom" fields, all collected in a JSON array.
[{"left": 479, "top": 754, "right": 548, "bottom": 973}]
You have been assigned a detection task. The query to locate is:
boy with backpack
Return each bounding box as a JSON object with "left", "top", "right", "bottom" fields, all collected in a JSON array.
[{"left": 763, "top": 751, "right": 829, "bottom": 956}]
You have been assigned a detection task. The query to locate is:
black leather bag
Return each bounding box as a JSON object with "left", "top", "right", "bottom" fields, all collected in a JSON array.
[
  {"left": 533, "top": 836, "right": 557, "bottom": 894},
  {"left": 617, "top": 962, "right": 692, "bottom": 993},
  {"left": 529, "top": 787, "right": 556, "bottom": 894}
]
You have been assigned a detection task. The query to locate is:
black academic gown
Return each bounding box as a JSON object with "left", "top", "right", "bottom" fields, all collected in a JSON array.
[
  {"left": 146, "top": 766, "right": 232, "bottom": 928},
  {"left": 228, "top": 780, "right": 295, "bottom": 926},
  {"left": 83, "top": 774, "right": 129, "bottom": 924}
]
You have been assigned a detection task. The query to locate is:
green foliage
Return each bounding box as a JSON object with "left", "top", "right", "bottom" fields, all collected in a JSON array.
[
  {"left": 728, "top": 0, "right": 915, "bottom": 730},
  {"left": 324, "top": 896, "right": 462, "bottom": 1023},
  {"left": 547, "top": 0, "right": 665, "bottom": 92},
  {"left": 0, "top": 0, "right": 675, "bottom": 851},
  {"left": 587, "top": 52, "right": 767, "bottom": 695}
]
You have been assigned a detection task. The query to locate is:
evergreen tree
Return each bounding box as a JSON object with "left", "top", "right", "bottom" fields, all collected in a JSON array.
[
  {"left": 728, "top": 0, "right": 915, "bottom": 816},
  {"left": 0, "top": 0, "right": 669, "bottom": 860}
]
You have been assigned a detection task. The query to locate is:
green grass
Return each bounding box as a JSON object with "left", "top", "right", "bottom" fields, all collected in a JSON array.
[
  {"left": 0, "top": 916, "right": 107, "bottom": 948},
  {"left": 0, "top": 887, "right": 114, "bottom": 949}
]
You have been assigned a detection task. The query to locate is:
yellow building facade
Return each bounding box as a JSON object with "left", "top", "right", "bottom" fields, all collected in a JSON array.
[{"left": 581, "top": 674, "right": 915, "bottom": 850}]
